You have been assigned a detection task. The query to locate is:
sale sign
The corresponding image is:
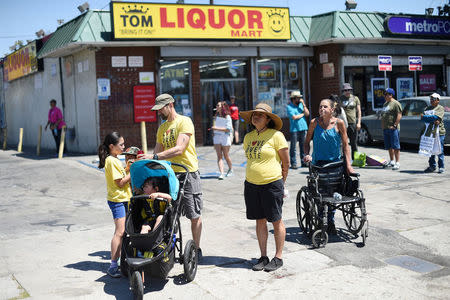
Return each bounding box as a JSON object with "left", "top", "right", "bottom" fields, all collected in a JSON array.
[
  {"left": 133, "top": 85, "right": 156, "bottom": 123},
  {"left": 419, "top": 74, "right": 436, "bottom": 92},
  {"left": 408, "top": 56, "right": 422, "bottom": 71},
  {"left": 378, "top": 55, "right": 392, "bottom": 71}
]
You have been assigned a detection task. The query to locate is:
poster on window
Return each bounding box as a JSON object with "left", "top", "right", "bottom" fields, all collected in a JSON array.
[
  {"left": 371, "top": 78, "right": 389, "bottom": 110},
  {"left": 396, "top": 78, "right": 414, "bottom": 99},
  {"left": 419, "top": 74, "right": 436, "bottom": 92},
  {"left": 258, "top": 63, "right": 276, "bottom": 80}
]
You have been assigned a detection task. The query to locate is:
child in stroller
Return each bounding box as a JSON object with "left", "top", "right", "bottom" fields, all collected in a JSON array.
[{"left": 136, "top": 176, "right": 172, "bottom": 234}]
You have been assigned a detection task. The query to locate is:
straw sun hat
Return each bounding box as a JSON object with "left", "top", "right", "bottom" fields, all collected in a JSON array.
[{"left": 239, "top": 103, "right": 283, "bottom": 131}]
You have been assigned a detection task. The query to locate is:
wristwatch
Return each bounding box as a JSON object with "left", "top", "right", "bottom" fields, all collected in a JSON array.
[
  {"left": 153, "top": 153, "right": 159, "bottom": 160},
  {"left": 393, "top": 124, "right": 397, "bottom": 128}
]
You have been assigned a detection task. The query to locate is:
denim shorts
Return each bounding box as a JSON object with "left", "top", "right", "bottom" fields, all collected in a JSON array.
[
  {"left": 107, "top": 201, "right": 129, "bottom": 219},
  {"left": 383, "top": 129, "right": 400, "bottom": 150}
]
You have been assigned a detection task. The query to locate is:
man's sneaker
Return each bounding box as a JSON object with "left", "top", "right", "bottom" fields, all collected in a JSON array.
[
  {"left": 226, "top": 169, "right": 234, "bottom": 177},
  {"left": 252, "top": 256, "right": 269, "bottom": 271},
  {"left": 218, "top": 173, "right": 224, "bottom": 180},
  {"left": 438, "top": 168, "right": 445, "bottom": 174},
  {"left": 387, "top": 160, "right": 395, "bottom": 168},
  {"left": 392, "top": 162, "right": 400, "bottom": 170},
  {"left": 290, "top": 165, "right": 298, "bottom": 170},
  {"left": 107, "top": 266, "right": 121, "bottom": 278},
  {"left": 264, "top": 257, "right": 283, "bottom": 272},
  {"left": 424, "top": 166, "right": 436, "bottom": 173}
]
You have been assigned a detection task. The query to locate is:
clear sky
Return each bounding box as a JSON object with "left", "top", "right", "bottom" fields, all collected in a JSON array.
[{"left": 0, "top": 0, "right": 447, "bottom": 57}]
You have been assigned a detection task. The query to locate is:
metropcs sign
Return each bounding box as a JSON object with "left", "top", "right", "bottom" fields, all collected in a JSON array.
[
  {"left": 111, "top": 2, "right": 291, "bottom": 40},
  {"left": 385, "top": 16, "right": 450, "bottom": 37}
]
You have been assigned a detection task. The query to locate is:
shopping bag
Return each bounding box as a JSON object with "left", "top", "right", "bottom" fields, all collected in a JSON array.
[
  {"left": 418, "top": 123, "right": 437, "bottom": 157},
  {"left": 351, "top": 151, "right": 366, "bottom": 167},
  {"left": 432, "top": 132, "right": 442, "bottom": 155}
]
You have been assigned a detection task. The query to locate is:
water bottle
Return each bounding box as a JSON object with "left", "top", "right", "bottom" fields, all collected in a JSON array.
[{"left": 333, "top": 192, "right": 342, "bottom": 201}]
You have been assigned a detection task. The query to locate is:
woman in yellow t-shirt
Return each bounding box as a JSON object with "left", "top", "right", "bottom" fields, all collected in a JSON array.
[
  {"left": 97, "top": 132, "right": 131, "bottom": 278},
  {"left": 239, "top": 103, "right": 289, "bottom": 272}
]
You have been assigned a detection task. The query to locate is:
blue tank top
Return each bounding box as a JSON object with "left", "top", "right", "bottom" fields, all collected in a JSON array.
[{"left": 312, "top": 121, "right": 342, "bottom": 164}]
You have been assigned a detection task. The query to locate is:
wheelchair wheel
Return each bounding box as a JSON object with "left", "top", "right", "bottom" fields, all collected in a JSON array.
[
  {"left": 296, "top": 187, "right": 315, "bottom": 236},
  {"left": 342, "top": 192, "right": 366, "bottom": 235},
  {"left": 183, "top": 239, "right": 198, "bottom": 282},
  {"left": 131, "top": 271, "right": 144, "bottom": 300},
  {"left": 312, "top": 230, "right": 328, "bottom": 248}
]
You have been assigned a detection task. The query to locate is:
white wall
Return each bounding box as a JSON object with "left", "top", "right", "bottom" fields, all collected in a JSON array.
[{"left": 4, "top": 49, "right": 99, "bottom": 153}]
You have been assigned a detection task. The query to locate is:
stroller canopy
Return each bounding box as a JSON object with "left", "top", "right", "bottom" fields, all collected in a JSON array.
[{"left": 130, "top": 159, "right": 179, "bottom": 201}]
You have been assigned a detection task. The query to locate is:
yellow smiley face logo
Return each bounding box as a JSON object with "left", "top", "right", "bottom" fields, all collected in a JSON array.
[{"left": 267, "top": 9, "right": 286, "bottom": 36}]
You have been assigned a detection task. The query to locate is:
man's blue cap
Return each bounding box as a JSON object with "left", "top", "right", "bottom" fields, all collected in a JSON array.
[{"left": 385, "top": 88, "right": 395, "bottom": 96}]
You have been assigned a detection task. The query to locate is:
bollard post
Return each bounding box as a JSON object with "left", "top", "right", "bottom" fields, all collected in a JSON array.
[
  {"left": 58, "top": 126, "right": 66, "bottom": 159},
  {"left": 37, "top": 125, "right": 42, "bottom": 156},
  {"left": 18, "top": 128, "right": 23, "bottom": 152},
  {"left": 140, "top": 121, "right": 147, "bottom": 154},
  {"left": 2, "top": 127, "right": 6, "bottom": 150}
]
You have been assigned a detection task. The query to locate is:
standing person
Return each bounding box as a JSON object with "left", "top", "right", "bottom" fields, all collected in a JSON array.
[
  {"left": 139, "top": 94, "right": 203, "bottom": 258},
  {"left": 240, "top": 103, "right": 289, "bottom": 272},
  {"left": 44, "top": 99, "right": 66, "bottom": 153},
  {"left": 211, "top": 101, "right": 233, "bottom": 180},
  {"left": 381, "top": 88, "right": 402, "bottom": 170},
  {"left": 303, "top": 99, "right": 354, "bottom": 234},
  {"left": 339, "top": 83, "right": 361, "bottom": 159},
  {"left": 422, "top": 93, "right": 446, "bottom": 173},
  {"left": 286, "top": 90, "right": 309, "bottom": 169},
  {"left": 229, "top": 96, "right": 240, "bottom": 144},
  {"left": 97, "top": 132, "right": 131, "bottom": 278}
]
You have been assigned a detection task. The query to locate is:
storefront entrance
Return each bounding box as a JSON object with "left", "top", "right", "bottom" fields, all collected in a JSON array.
[{"left": 200, "top": 78, "right": 248, "bottom": 145}]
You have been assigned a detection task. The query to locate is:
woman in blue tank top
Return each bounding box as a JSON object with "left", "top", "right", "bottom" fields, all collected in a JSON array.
[{"left": 303, "top": 99, "right": 354, "bottom": 174}]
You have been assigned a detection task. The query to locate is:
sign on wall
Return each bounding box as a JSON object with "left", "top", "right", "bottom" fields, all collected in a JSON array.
[
  {"left": 419, "top": 74, "right": 436, "bottom": 92},
  {"left": 396, "top": 78, "right": 414, "bottom": 99},
  {"left": 371, "top": 78, "right": 389, "bottom": 110},
  {"left": 111, "top": 2, "right": 291, "bottom": 40},
  {"left": 322, "top": 63, "right": 334, "bottom": 78},
  {"left": 134, "top": 85, "right": 157, "bottom": 123},
  {"left": 3, "top": 41, "right": 39, "bottom": 81},
  {"left": 385, "top": 16, "right": 450, "bottom": 37},
  {"left": 258, "top": 63, "right": 276, "bottom": 80},
  {"left": 97, "top": 78, "right": 111, "bottom": 100}
]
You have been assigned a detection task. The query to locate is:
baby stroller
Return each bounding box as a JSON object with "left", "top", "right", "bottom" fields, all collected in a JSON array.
[
  {"left": 121, "top": 160, "right": 198, "bottom": 299},
  {"left": 296, "top": 161, "right": 368, "bottom": 248}
]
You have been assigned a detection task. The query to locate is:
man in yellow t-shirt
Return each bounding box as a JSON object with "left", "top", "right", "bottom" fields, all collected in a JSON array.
[{"left": 139, "top": 94, "right": 203, "bottom": 259}]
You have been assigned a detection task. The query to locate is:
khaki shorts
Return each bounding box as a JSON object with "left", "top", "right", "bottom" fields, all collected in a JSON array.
[{"left": 176, "top": 171, "right": 203, "bottom": 219}]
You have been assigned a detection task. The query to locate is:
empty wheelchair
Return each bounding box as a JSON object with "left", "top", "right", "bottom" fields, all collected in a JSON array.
[{"left": 296, "top": 160, "right": 368, "bottom": 247}]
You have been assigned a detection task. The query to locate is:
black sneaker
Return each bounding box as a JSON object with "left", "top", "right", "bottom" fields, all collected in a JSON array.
[
  {"left": 290, "top": 165, "right": 298, "bottom": 170},
  {"left": 264, "top": 257, "right": 283, "bottom": 272},
  {"left": 424, "top": 166, "right": 436, "bottom": 173},
  {"left": 327, "top": 223, "right": 337, "bottom": 235},
  {"left": 252, "top": 256, "right": 269, "bottom": 271}
]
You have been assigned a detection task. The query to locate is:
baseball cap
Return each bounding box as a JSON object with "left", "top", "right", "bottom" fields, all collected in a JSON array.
[
  {"left": 122, "top": 146, "right": 140, "bottom": 156},
  {"left": 384, "top": 88, "right": 395, "bottom": 96},
  {"left": 290, "top": 90, "right": 303, "bottom": 98},
  {"left": 430, "top": 92, "right": 440, "bottom": 100},
  {"left": 152, "top": 94, "right": 175, "bottom": 110}
]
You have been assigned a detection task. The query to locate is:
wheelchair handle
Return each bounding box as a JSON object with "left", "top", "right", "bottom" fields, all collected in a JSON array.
[{"left": 309, "top": 160, "right": 344, "bottom": 170}]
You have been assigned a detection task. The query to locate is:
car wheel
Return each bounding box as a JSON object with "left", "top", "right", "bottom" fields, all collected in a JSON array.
[{"left": 358, "top": 125, "right": 372, "bottom": 146}]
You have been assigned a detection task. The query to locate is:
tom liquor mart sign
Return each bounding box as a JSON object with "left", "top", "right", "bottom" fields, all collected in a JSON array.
[{"left": 111, "top": 2, "right": 291, "bottom": 40}]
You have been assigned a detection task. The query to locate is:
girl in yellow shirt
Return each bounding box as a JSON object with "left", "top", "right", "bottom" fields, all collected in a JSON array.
[{"left": 98, "top": 132, "right": 131, "bottom": 278}]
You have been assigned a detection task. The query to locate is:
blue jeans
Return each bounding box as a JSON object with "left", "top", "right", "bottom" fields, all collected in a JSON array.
[
  {"left": 429, "top": 135, "right": 445, "bottom": 169},
  {"left": 289, "top": 130, "right": 307, "bottom": 166}
]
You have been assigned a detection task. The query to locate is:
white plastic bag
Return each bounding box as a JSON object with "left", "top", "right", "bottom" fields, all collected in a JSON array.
[{"left": 419, "top": 123, "right": 440, "bottom": 157}]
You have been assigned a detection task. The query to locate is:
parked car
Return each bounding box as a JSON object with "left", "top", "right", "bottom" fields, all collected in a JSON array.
[{"left": 358, "top": 96, "right": 450, "bottom": 146}]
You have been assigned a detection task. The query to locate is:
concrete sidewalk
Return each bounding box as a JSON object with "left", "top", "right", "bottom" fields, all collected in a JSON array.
[{"left": 0, "top": 144, "right": 449, "bottom": 299}]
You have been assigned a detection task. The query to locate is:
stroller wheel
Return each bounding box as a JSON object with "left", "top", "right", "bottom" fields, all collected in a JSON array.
[
  {"left": 131, "top": 271, "right": 144, "bottom": 300},
  {"left": 120, "top": 236, "right": 130, "bottom": 278},
  {"left": 183, "top": 239, "right": 198, "bottom": 282},
  {"left": 312, "top": 230, "right": 328, "bottom": 248}
]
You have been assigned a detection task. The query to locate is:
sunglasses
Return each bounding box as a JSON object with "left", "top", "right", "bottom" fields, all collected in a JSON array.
[
  {"left": 343, "top": 89, "right": 352, "bottom": 92},
  {"left": 430, "top": 97, "right": 439, "bottom": 101}
]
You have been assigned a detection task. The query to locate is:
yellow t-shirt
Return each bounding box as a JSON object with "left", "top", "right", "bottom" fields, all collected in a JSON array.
[
  {"left": 104, "top": 156, "right": 131, "bottom": 203},
  {"left": 156, "top": 115, "right": 199, "bottom": 173},
  {"left": 243, "top": 128, "right": 288, "bottom": 185}
]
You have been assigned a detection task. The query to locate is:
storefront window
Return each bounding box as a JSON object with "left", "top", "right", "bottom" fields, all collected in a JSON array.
[
  {"left": 199, "top": 60, "right": 247, "bottom": 79},
  {"left": 159, "top": 60, "right": 192, "bottom": 117},
  {"left": 256, "top": 59, "right": 302, "bottom": 118}
]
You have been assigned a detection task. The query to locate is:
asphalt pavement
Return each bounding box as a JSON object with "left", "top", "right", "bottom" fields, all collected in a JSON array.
[{"left": 0, "top": 142, "right": 449, "bottom": 299}]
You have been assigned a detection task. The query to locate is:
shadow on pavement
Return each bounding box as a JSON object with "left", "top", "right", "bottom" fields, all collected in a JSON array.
[
  {"left": 88, "top": 250, "right": 110, "bottom": 260},
  {"left": 198, "top": 255, "right": 251, "bottom": 269},
  {"left": 65, "top": 260, "right": 109, "bottom": 272},
  {"left": 282, "top": 226, "right": 362, "bottom": 248},
  {"left": 399, "top": 170, "right": 426, "bottom": 174}
]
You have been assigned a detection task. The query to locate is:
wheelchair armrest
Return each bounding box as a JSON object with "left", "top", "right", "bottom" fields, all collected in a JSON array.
[{"left": 348, "top": 172, "right": 360, "bottom": 177}]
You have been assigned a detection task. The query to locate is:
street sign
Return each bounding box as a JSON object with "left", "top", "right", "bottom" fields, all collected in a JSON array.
[
  {"left": 408, "top": 56, "right": 422, "bottom": 71},
  {"left": 378, "top": 55, "right": 392, "bottom": 71},
  {"left": 133, "top": 85, "right": 157, "bottom": 123}
]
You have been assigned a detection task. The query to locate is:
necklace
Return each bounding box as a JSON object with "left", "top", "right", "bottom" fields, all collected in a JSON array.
[{"left": 256, "top": 126, "right": 267, "bottom": 135}]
